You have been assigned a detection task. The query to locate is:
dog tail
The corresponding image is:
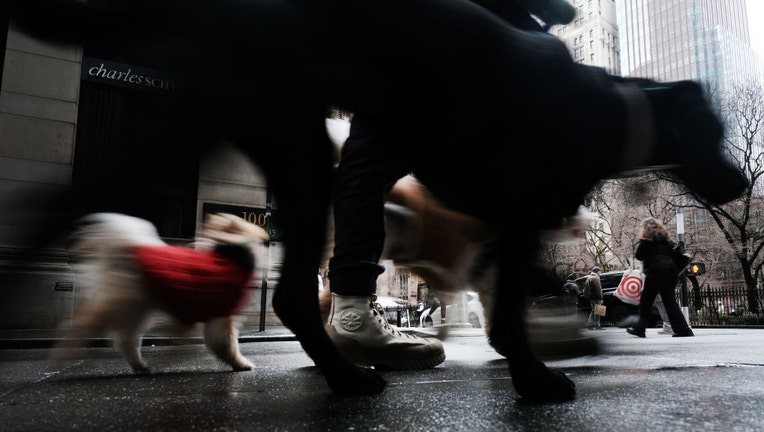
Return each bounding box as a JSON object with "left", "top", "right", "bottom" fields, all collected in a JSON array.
[
  {"left": 70, "top": 213, "right": 165, "bottom": 256},
  {"left": 541, "top": 205, "right": 597, "bottom": 243}
]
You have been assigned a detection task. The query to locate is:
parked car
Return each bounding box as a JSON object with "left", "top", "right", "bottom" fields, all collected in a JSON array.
[
  {"left": 420, "top": 291, "right": 485, "bottom": 328},
  {"left": 531, "top": 270, "right": 661, "bottom": 327},
  {"left": 374, "top": 296, "right": 410, "bottom": 327}
]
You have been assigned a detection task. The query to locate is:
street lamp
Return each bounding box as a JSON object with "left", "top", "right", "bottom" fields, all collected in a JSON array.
[{"left": 676, "top": 207, "right": 689, "bottom": 324}]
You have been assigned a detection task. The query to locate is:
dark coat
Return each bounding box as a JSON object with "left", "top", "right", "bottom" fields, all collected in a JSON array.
[
  {"left": 635, "top": 239, "right": 678, "bottom": 273},
  {"left": 585, "top": 272, "right": 603, "bottom": 301}
]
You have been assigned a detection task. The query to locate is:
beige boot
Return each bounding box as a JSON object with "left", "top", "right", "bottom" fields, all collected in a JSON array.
[{"left": 325, "top": 293, "right": 445, "bottom": 370}]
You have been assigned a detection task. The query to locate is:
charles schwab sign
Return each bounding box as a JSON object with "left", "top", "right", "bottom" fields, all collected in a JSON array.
[{"left": 82, "top": 57, "right": 182, "bottom": 93}]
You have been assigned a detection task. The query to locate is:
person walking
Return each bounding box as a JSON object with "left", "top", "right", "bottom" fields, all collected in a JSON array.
[
  {"left": 324, "top": 0, "right": 577, "bottom": 371},
  {"left": 324, "top": 116, "right": 447, "bottom": 370},
  {"left": 627, "top": 217, "right": 694, "bottom": 338},
  {"left": 584, "top": 267, "right": 605, "bottom": 330},
  {"left": 561, "top": 273, "right": 581, "bottom": 317}
]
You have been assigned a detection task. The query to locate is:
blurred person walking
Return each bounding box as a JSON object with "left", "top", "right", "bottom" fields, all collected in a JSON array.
[
  {"left": 325, "top": 0, "right": 576, "bottom": 371},
  {"left": 561, "top": 273, "right": 580, "bottom": 317},
  {"left": 627, "top": 218, "right": 694, "bottom": 338},
  {"left": 584, "top": 267, "right": 605, "bottom": 330}
]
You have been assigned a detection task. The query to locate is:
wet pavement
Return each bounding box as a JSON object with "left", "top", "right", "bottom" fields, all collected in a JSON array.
[{"left": 1, "top": 326, "right": 763, "bottom": 431}]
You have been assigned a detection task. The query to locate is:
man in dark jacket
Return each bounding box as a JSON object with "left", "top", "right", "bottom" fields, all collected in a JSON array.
[{"left": 585, "top": 267, "right": 604, "bottom": 330}]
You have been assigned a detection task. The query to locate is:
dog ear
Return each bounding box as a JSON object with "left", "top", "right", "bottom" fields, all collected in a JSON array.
[
  {"left": 541, "top": 205, "right": 596, "bottom": 243},
  {"left": 204, "top": 213, "right": 232, "bottom": 230},
  {"left": 235, "top": 218, "right": 270, "bottom": 243},
  {"left": 202, "top": 213, "right": 269, "bottom": 245}
]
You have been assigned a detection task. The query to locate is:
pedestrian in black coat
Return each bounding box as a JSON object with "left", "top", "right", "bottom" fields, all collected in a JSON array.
[
  {"left": 585, "top": 267, "right": 605, "bottom": 330},
  {"left": 627, "top": 217, "right": 694, "bottom": 338}
]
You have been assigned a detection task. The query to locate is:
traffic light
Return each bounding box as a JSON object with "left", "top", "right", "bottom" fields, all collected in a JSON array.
[{"left": 688, "top": 262, "right": 706, "bottom": 276}]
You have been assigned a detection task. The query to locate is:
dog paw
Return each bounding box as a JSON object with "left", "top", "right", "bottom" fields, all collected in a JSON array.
[
  {"left": 511, "top": 360, "right": 576, "bottom": 402},
  {"left": 232, "top": 360, "right": 255, "bottom": 371},
  {"left": 132, "top": 365, "right": 152, "bottom": 374},
  {"left": 326, "top": 365, "right": 387, "bottom": 395}
]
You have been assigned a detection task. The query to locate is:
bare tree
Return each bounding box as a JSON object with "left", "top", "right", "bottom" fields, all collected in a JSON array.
[
  {"left": 663, "top": 81, "right": 764, "bottom": 313},
  {"left": 542, "top": 175, "right": 685, "bottom": 278}
]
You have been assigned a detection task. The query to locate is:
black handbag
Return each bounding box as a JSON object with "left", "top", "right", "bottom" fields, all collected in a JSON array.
[{"left": 671, "top": 244, "right": 693, "bottom": 274}]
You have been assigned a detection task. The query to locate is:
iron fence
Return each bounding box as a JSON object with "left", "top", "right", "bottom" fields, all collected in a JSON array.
[
  {"left": 382, "top": 285, "right": 764, "bottom": 329},
  {"left": 681, "top": 284, "right": 764, "bottom": 327}
]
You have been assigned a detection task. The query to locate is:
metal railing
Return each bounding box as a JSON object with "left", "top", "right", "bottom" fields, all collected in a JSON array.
[
  {"left": 383, "top": 285, "right": 764, "bottom": 328},
  {"left": 685, "top": 284, "right": 764, "bottom": 327}
]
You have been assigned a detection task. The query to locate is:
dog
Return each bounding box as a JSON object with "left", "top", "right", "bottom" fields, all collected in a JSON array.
[{"left": 52, "top": 212, "right": 268, "bottom": 373}]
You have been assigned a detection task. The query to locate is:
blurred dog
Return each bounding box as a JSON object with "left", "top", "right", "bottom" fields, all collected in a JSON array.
[
  {"left": 383, "top": 177, "right": 602, "bottom": 360},
  {"left": 52, "top": 212, "right": 268, "bottom": 373},
  {"left": 320, "top": 175, "right": 600, "bottom": 359}
]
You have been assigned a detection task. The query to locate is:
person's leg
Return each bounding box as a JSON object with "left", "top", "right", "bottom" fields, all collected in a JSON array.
[
  {"left": 327, "top": 117, "right": 397, "bottom": 296},
  {"left": 326, "top": 115, "right": 445, "bottom": 370},
  {"left": 627, "top": 273, "right": 661, "bottom": 337},
  {"left": 593, "top": 301, "right": 603, "bottom": 329},
  {"left": 657, "top": 280, "right": 694, "bottom": 337},
  {"left": 654, "top": 294, "right": 674, "bottom": 335},
  {"left": 586, "top": 299, "right": 597, "bottom": 329}
]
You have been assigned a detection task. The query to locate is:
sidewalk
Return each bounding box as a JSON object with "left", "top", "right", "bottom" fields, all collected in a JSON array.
[
  {"left": 0, "top": 326, "right": 298, "bottom": 349},
  {"left": 2, "top": 328, "right": 763, "bottom": 431}
]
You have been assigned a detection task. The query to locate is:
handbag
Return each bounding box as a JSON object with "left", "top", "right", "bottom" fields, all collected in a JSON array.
[
  {"left": 671, "top": 244, "right": 693, "bottom": 274},
  {"left": 614, "top": 260, "right": 644, "bottom": 305},
  {"left": 594, "top": 303, "right": 607, "bottom": 316}
]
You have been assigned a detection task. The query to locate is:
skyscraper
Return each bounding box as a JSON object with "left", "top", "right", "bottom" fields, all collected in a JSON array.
[{"left": 615, "top": 0, "right": 761, "bottom": 95}]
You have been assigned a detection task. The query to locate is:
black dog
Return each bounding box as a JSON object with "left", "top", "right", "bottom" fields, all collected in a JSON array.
[{"left": 5, "top": 0, "right": 746, "bottom": 402}]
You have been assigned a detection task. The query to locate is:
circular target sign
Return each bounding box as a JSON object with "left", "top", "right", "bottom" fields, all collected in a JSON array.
[{"left": 617, "top": 275, "right": 643, "bottom": 301}]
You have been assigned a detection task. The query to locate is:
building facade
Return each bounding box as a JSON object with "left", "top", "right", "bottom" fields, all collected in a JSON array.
[
  {"left": 616, "top": 0, "right": 761, "bottom": 94},
  {"left": 552, "top": 0, "right": 622, "bottom": 75}
]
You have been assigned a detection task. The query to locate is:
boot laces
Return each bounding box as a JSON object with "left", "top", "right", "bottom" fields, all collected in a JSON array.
[{"left": 370, "top": 295, "right": 413, "bottom": 338}]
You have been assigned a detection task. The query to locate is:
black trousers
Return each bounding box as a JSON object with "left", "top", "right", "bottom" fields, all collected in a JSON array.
[
  {"left": 636, "top": 267, "right": 692, "bottom": 334},
  {"left": 327, "top": 116, "right": 411, "bottom": 296}
]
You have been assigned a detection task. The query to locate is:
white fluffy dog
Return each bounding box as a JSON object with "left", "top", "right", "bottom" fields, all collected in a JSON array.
[{"left": 53, "top": 212, "right": 269, "bottom": 373}]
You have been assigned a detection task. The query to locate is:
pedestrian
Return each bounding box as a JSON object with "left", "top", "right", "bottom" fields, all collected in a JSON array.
[
  {"left": 627, "top": 217, "right": 695, "bottom": 338},
  {"left": 324, "top": 0, "right": 568, "bottom": 370},
  {"left": 584, "top": 267, "right": 605, "bottom": 330},
  {"left": 561, "top": 273, "right": 580, "bottom": 317},
  {"left": 324, "top": 115, "right": 446, "bottom": 369}
]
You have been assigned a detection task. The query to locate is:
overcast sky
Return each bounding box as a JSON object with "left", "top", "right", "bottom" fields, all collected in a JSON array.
[{"left": 748, "top": 0, "right": 763, "bottom": 55}]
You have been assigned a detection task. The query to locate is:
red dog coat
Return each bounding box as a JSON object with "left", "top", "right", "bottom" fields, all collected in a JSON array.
[{"left": 134, "top": 245, "right": 254, "bottom": 323}]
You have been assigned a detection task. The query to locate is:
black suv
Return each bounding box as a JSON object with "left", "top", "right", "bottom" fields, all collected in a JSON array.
[{"left": 532, "top": 270, "right": 661, "bottom": 327}]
